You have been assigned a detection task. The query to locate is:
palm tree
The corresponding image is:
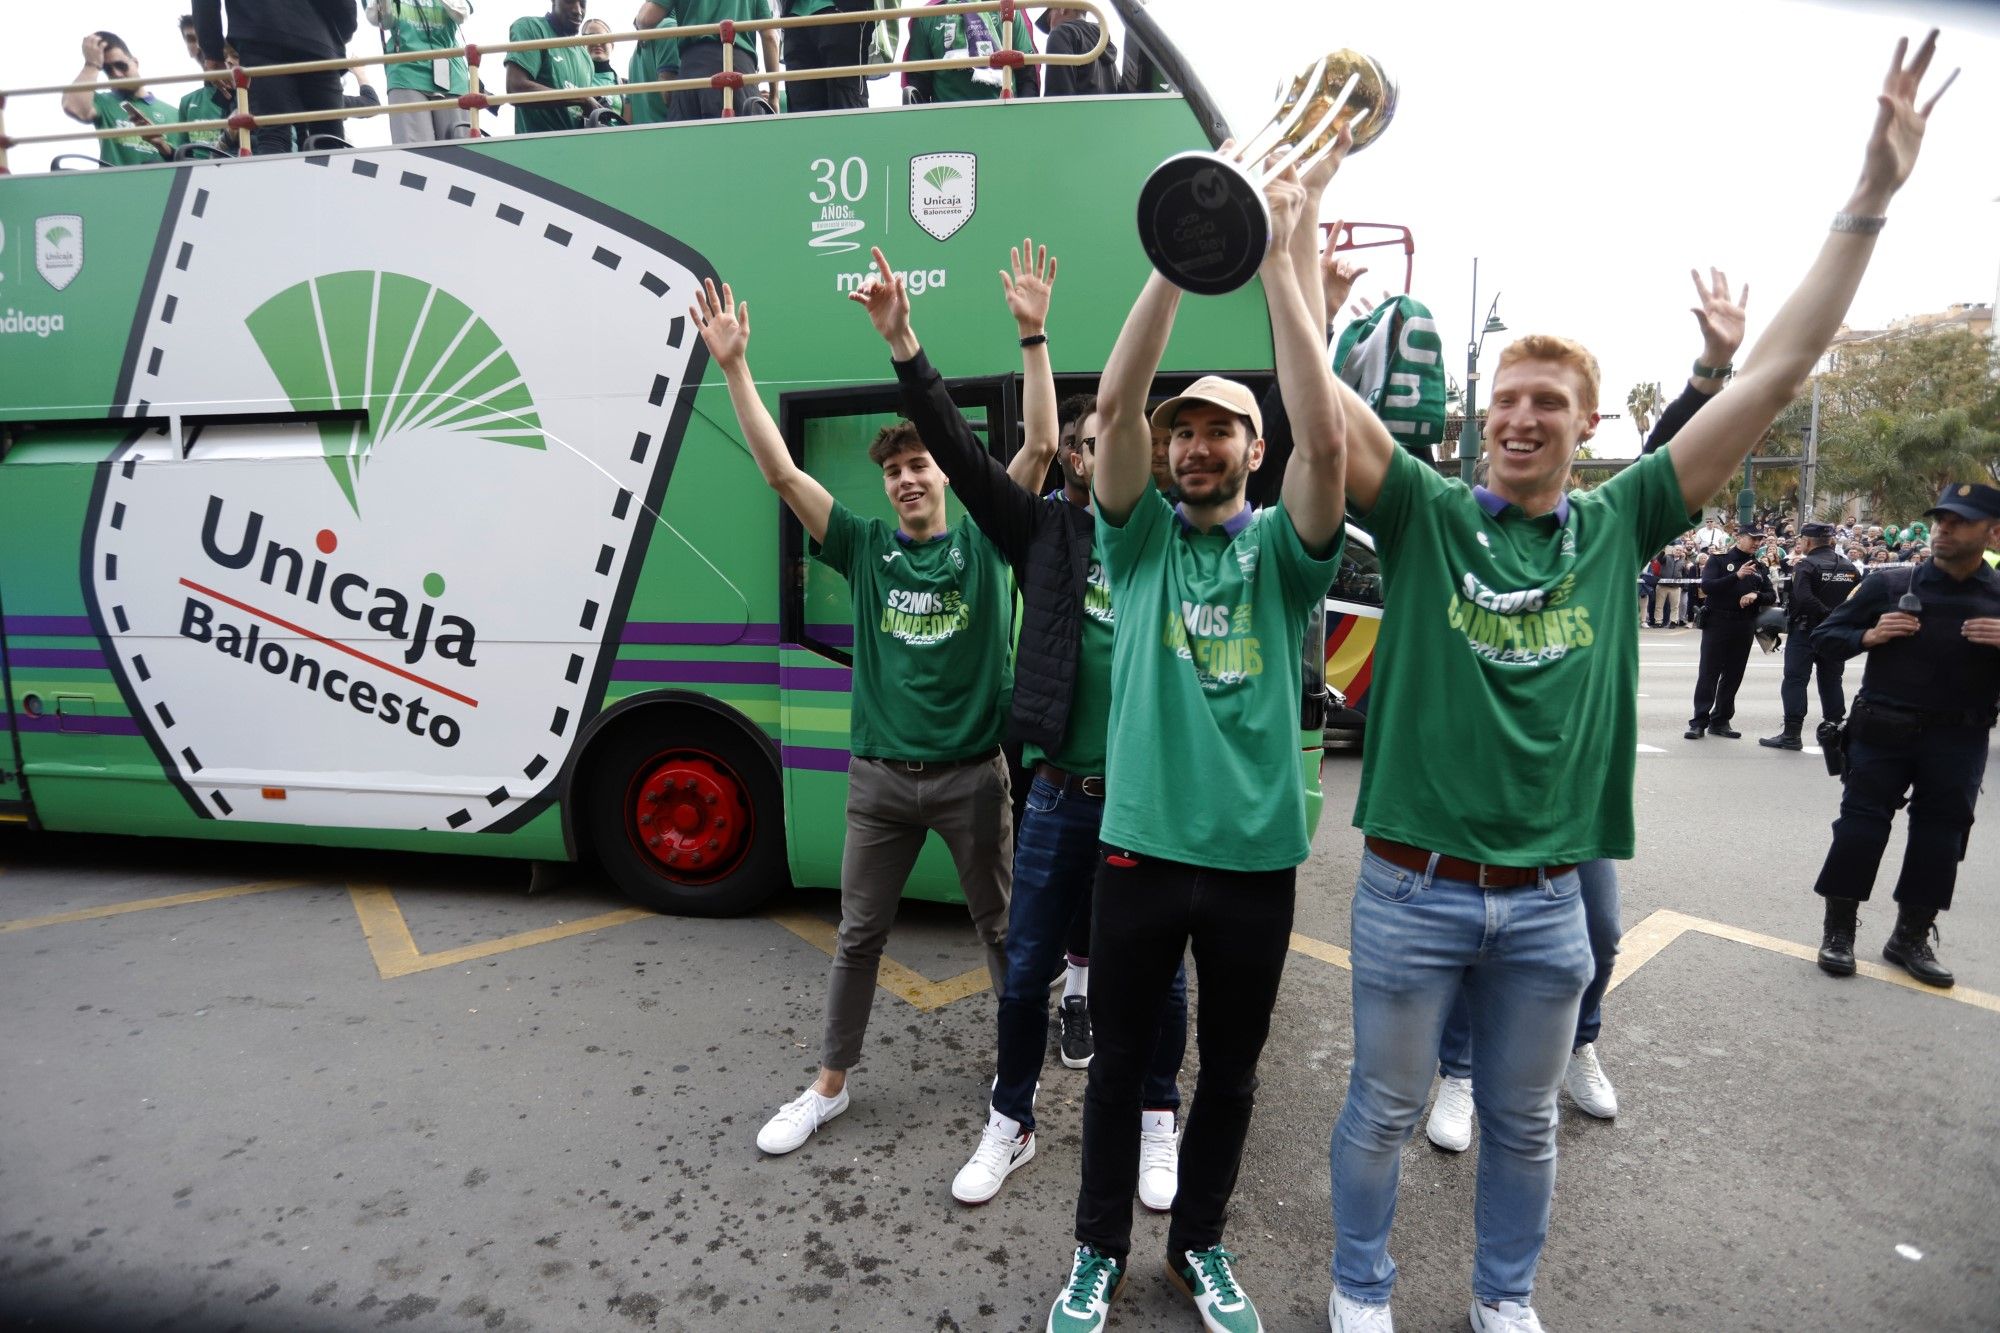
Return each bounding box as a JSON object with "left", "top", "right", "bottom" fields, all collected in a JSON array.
[
  {"left": 1818, "top": 407, "right": 2000, "bottom": 518},
  {"left": 1626, "top": 381, "right": 1665, "bottom": 444}
]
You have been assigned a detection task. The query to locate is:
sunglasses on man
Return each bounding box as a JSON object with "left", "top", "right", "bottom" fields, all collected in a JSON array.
[{"left": 104, "top": 60, "right": 131, "bottom": 76}]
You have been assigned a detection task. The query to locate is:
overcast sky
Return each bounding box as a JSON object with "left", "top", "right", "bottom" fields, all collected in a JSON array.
[{"left": 3, "top": 0, "right": 1994, "bottom": 457}]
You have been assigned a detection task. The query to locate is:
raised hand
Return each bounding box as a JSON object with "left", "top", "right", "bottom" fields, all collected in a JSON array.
[
  {"left": 689, "top": 277, "right": 750, "bottom": 371},
  {"left": 1689, "top": 268, "right": 1748, "bottom": 367},
  {"left": 1300, "top": 123, "right": 1354, "bottom": 198},
  {"left": 1260, "top": 163, "right": 1307, "bottom": 264},
  {"left": 1856, "top": 30, "right": 1956, "bottom": 206},
  {"left": 1321, "top": 222, "right": 1369, "bottom": 318},
  {"left": 1000, "top": 237, "right": 1056, "bottom": 336},
  {"left": 849, "top": 246, "right": 912, "bottom": 348},
  {"left": 81, "top": 33, "right": 107, "bottom": 68}
]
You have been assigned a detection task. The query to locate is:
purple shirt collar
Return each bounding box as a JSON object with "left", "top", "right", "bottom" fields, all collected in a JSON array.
[
  {"left": 1474, "top": 485, "right": 1570, "bottom": 526},
  {"left": 1174, "top": 502, "right": 1256, "bottom": 538}
]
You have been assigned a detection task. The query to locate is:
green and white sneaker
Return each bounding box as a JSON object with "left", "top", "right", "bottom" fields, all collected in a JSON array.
[
  {"left": 1168, "top": 1246, "right": 1263, "bottom": 1333},
  {"left": 1047, "top": 1246, "right": 1124, "bottom": 1333}
]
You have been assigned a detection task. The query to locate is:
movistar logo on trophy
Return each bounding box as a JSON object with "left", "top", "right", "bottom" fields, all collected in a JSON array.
[
  {"left": 909, "top": 152, "right": 977, "bottom": 241},
  {"left": 246, "top": 271, "right": 546, "bottom": 513},
  {"left": 35, "top": 214, "right": 84, "bottom": 291}
]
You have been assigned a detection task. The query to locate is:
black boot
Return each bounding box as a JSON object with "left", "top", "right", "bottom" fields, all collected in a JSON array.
[
  {"left": 1883, "top": 908, "right": 1955, "bottom": 988},
  {"left": 1683, "top": 724, "right": 1706, "bottom": 740},
  {"left": 1760, "top": 716, "right": 1805, "bottom": 750},
  {"left": 1710, "top": 720, "right": 1742, "bottom": 739},
  {"left": 1817, "top": 898, "right": 1859, "bottom": 976}
]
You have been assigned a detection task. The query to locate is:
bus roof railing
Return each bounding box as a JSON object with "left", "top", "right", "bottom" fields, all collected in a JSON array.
[{"left": 0, "top": 0, "right": 1109, "bottom": 173}]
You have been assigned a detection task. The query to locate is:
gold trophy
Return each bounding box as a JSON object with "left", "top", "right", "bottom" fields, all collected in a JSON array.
[{"left": 1137, "top": 51, "right": 1397, "bottom": 296}]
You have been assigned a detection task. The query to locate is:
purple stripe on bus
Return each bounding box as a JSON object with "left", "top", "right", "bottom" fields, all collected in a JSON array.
[
  {"left": 804, "top": 623, "right": 855, "bottom": 647},
  {"left": 781, "top": 744, "right": 851, "bottom": 773},
  {"left": 780, "top": 665, "right": 852, "bottom": 692},
  {"left": 9, "top": 647, "right": 110, "bottom": 670},
  {"left": 611, "top": 660, "right": 780, "bottom": 685},
  {"left": 3, "top": 615, "right": 96, "bottom": 637},
  {"left": 619, "top": 622, "right": 781, "bottom": 646},
  {"left": 5, "top": 712, "right": 144, "bottom": 737}
]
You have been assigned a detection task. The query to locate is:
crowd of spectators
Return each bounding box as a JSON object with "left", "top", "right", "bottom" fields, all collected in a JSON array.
[
  {"left": 60, "top": 3, "right": 1144, "bottom": 163},
  {"left": 1640, "top": 511, "right": 1937, "bottom": 628}
]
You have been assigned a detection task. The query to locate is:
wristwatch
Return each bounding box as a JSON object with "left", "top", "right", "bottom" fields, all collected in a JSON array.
[{"left": 1692, "top": 359, "right": 1733, "bottom": 381}]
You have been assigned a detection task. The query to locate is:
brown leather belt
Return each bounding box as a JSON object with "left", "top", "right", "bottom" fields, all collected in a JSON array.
[
  {"left": 1365, "top": 837, "right": 1575, "bottom": 890},
  {"left": 878, "top": 746, "right": 1001, "bottom": 774},
  {"left": 1034, "top": 761, "right": 1106, "bottom": 799}
]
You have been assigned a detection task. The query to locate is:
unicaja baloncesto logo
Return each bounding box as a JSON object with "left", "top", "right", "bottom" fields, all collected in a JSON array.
[
  {"left": 35, "top": 214, "right": 84, "bottom": 291},
  {"left": 909, "top": 152, "right": 976, "bottom": 241},
  {"left": 85, "top": 150, "right": 714, "bottom": 834}
]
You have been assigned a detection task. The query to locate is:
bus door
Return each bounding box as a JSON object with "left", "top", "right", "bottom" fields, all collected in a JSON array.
[{"left": 777, "top": 377, "right": 1017, "bottom": 900}]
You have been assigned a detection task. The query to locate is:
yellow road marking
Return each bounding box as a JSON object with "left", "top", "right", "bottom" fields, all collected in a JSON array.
[
  {"left": 0, "top": 879, "right": 313, "bottom": 933},
  {"left": 764, "top": 908, "right": 993, "bottom": 1012},
  {"left": 1289, "top": 931, "right": 1351, "bottom": 971},
  {"left": 346, "top": 883, "right": 654, "bottom": 980}
]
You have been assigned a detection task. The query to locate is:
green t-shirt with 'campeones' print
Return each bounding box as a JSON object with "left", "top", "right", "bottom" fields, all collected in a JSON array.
[
  {"left": 812, "top": 502, "right": 1012, "bottom": 763},
  {"left": 1095, "top": 491, "right": 1340, "bottom": 872},
  {"left": 1352, "top": 444, "right": 1695, "bottom": 864}
]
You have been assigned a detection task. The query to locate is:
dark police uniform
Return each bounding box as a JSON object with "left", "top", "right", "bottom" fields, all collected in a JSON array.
[
  {"left": 1763, "top": 524, "right": 1861, "bottom": 748},
  {"left": 1809, "top": 483, "right": 2000, "bottom": 987},
  {"left": 1687, "top": 538, "right": 1774, "bottom": 737}
]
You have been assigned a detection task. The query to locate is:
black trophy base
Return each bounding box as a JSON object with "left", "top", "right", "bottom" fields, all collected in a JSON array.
[{"left": 1136, "top": 151, "right": 1273, "bottom": 297}]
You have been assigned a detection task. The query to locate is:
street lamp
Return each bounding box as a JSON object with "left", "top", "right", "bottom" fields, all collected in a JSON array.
[{"left": 1459, "top": 257, "right": 1508, "bottom": 484}]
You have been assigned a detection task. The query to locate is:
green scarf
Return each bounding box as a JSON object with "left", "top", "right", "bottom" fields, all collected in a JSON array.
[{"left": 1332, "top": 296, "right": 1447, "bottom": 462}]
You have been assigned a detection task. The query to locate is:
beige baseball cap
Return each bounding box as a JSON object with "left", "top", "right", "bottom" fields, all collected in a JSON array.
[{"left": 1148, "top": 375, "right": 1263, "bottom": 440}]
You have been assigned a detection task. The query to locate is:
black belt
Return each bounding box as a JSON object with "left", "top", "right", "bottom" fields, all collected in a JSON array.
[
  {"left": 875, "top": 746, "right": 1000, "bottom": 774},
  {"left": 1856, "top": 699, "right": 1993, "bottom": 728},
  {"left": 1034, "top": 761, "right": 1105, "bottom": 799},
  {"left": 1365, "top": 837, "right": 1575, "bottom": 890}
]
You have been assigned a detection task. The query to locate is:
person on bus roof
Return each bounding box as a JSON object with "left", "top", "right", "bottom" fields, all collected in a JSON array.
[
  {"left": 193, "top": 0, "right": 360, "bottom": 154},
  {"left": 687, "top": 275, "right": 1018, "bottom": 1166},
  {"left": 901, "top": 0, "right": 1039, "bottom": 103},
  {"left": 364, "top": 0, "right": 475, "bottom": 144},
  {"left": 506, "top": 0, "right": 605, "bottom": 133},
  {"left": 62, "top": 30, "right": 181, "bottom": 167},
  {"left": 633, "top": 1, "right": 781, "bottom": 119}
]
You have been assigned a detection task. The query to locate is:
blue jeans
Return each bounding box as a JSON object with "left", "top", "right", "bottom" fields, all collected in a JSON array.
[
  {"left": 1438, "top": 858, "right": 1621, "bottom": 1078},
  {"left": 992, "top": 776, "right": 1186, "bottom": 1131},
  {"left": 1330, "top": 851, "right": 1593, "bottom": 1307}
]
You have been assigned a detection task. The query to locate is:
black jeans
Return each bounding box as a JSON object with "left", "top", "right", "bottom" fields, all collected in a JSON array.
[
  {"left": 235, "top": 41, "right": 344, "bottom": 155},
  {"left": 1779, "top": 624, "right": 1846, "bottom": 723},
  {"left": 1076, "top": 847, "right": 1295, "bottom": 1263},
  {"left": 782, "top": 1, "right": 871, "bottom": 112},
  {"left": 1812, "top": 707, "right": 1989, "bottom": 912},
  {"left": 1690, "top": 621, "right": 1753, "bottom": 728}
]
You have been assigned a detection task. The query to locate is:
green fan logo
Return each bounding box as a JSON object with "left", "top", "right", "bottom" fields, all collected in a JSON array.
[
  {"left": 246, "top": 271, "right": 546, "bottom": 514},
  {"left": 43, "top": 225, "right": 73, "bottom": 247},
  {"left": 922, "top": 164, "right": 961, "bottom": 192}
]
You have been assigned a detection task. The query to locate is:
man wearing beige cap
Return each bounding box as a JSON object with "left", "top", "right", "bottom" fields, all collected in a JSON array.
[{"left": 1046, "top": 161, "right": 1347, "bottom": 1333}]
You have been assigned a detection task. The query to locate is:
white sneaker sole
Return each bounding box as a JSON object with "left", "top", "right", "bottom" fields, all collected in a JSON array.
[
  {"left": 1138, "top": 1180, "right": 1176, "bottom": 1213},
  {"left": 951, "top": 1134, "right": 1036, "bottom": 1205},
  {"left": 1424, "top": 1117, "right": 1471, "bottom": 1153},
  {"left": 1060, "top": 1050, "right": 1093, "bottom": 1070},
  {"left": 755, "top": 1095, "right": 847, "bottom": 1156}
]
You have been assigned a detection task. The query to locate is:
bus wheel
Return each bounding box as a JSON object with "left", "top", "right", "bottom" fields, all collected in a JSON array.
[{"left": 585, "top": 714, "right": 786, "bottom": 917}]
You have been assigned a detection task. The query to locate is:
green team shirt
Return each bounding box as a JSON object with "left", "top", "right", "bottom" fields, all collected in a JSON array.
[
  {"left": 171, "top": 83, "right": 232, "bottom": 151},
  {"left": 1023, "top": 534, "right": 1114, "bottom": 776},
  {"left": 812, "top": 503, "right": 1012, "bottom": 763},
  {"left": 1096, "top": 492, "right": 1341, "bottom": 871},
  {"left": 591, "top": 66, "right": 624, "bottom": 116},
  {"left": 624, "top": 20, "right": 680, "bottom": 123},
  {"left": 1353, "top": 445, "right": 1694, "bottom": 864},
  {"left": 905, "top": 10, "right": 1036, "bottom": 102},
  {"left": 90, "top": 90, "right": 179, "bottom": 167},
  {"left": 507, "top": 17, "right": 597, "bottom": 133},
  {"left": 381, "top": 2, "right": 472, "bottom": 94}
]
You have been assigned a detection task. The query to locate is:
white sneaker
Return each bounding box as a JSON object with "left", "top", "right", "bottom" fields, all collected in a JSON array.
[
  {"left": 1329, "top": 1289, "right": 1395, "bottom": 1331},
  {"left": 1469, "top": 1298, "right": 1546, "bottom": 1332},
  {"left": 1425, "top": 1075, "right": 1474, "bottom": 1152},
  {"left": 1138, "top": 1116, "right": 1179, "bottom": 1212},
  {"left": 1563, "top": 1043, "right": 1618, "bottom": 1119},
  {"left": 951, "top": 1107, "right": 1036, "bottom": 1204},
  {"left": 755, "top": 1085, "right": 848, "bottom": 1155}
]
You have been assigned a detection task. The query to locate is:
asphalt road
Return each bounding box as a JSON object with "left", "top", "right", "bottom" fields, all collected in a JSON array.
[{"left": 3, "top": 627, "right": 1997, "bottom": 1332}]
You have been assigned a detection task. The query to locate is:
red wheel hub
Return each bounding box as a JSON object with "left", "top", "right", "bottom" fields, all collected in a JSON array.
[{"left": 628, "top": 750, "right": 752, "bottom": 882}]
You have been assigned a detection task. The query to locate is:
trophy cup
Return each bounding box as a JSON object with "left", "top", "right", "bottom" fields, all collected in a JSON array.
[{"left": 1137, "top": 51, "right": 1398, "bottom": 297}]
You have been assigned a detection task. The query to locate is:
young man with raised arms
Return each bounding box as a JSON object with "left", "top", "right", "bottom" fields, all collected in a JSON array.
[
  {"left": 847, "top": 239, "right": 1195, "bottom": 1211},
  {"left": 1323, "top": 35, "right": 1951, "bottom": 1333},
  {"left": 688, "top": 275, "right": 1017, "bottom": 1159},
  {"left": 1045, "top": 154, "right": 1350, "bottom": 1333}
]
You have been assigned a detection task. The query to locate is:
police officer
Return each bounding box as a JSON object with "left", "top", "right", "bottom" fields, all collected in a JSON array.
[
  {"left": 1686, "top": 526, "right": 1775, "bottom": 738},
  {"left": 1809, "top": 482, "right": 2000, "bottom": 987},
  {"left": 1760, "top": 521, "right": 1861, "bottom": 750}
]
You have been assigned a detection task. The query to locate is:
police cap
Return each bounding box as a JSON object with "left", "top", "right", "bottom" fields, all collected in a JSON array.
[
  {"left": 1925, "top": 483, "right": 2000, "bottom": 521},
  {"left": 1801, "top": 522, "right": 1835, "bottom": 538}
]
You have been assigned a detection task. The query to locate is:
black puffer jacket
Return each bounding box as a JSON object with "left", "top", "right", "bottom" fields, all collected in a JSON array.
[
  {"left": 893, "top": 351, "right": 1092, "bottom": 755},
  {"left": 195, "top": 0, "right": 359, "bottom": 63}
]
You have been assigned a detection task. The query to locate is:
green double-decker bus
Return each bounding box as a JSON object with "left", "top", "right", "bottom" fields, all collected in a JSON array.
[{"left": 0, "top": 2, "right": 1326, "bottom": 915}]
